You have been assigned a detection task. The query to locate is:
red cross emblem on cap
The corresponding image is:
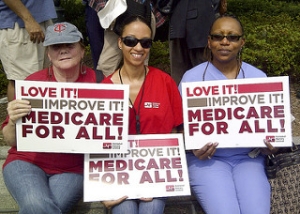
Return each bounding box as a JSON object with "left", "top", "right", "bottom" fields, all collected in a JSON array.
[{"left": 54, "top": 23, "right": 66, "bottom": 33}]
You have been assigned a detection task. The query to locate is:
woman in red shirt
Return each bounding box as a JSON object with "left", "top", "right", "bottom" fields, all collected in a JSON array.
[{"left": 2, "top": 22, "right": 96, "bottom": 213}]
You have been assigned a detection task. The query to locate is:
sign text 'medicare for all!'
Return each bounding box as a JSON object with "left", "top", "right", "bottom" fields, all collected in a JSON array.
[
  {"left": 84, "top": 134, "right": 190, "bottom": 201},
  {"left": 15, "top": 80, "right": 129, "bottom": 153},
  {"left": 182, "top": 76, "right": 292, "bottom": 149}
]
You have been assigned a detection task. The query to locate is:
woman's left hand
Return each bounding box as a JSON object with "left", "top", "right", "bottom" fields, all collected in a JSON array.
[{"left": 101, "top": 196, "right": 128, "bottom": 209}]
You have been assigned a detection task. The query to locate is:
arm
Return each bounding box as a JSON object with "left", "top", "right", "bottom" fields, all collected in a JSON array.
[
  {"left": 2, "top": 100, "right": 31, "bottom": 146},
  {"left": 3, "top": 0, "right": 45, "bottom": 43}
]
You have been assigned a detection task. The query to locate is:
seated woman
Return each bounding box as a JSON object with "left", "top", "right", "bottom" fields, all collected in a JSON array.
[
  {"left": 101, "top": 15, "right": 183, "bottom": 214},
  {"left": 2, "top": 22, "right": 96, "bottom": 213},
  {"left": 179, "top": 14, "right": 277, "bottom": 214}
]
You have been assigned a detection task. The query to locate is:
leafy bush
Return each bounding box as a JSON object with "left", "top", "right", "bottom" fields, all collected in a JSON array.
[
  {"left": 149, "top": 40, "right": 170, "bottom": 74},
  {"left": 60, "top": 0, "right": 86, "bottom": 44},
  {"left": 226, "top": 0, "right": 300, "bottom": 81},
  {"left": 0, "top": 64, "right": 8, "bottom": 96},
  {"left": 240, "top": 13, "right": 300, "bottom": 80},
  {"left": 228, "top": 0, "right": 300, "bottom": 17}
]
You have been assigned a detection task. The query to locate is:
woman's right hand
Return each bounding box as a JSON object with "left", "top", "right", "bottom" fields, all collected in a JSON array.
[
  {"left": 192, "top": 142, "right": 219, "bottom": 160},
  {"left": 7, "top": 99, "right": 31, "bottom": 125}
]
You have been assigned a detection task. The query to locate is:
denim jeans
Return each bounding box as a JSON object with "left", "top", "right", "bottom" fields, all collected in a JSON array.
[
  {"left": 3, "top": 160, "right": 83, "bottom": 214},
  {"left": 111, "top": 198, "right": 166, "bottom": 214}
]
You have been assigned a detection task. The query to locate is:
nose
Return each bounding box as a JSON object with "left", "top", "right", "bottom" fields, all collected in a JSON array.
[
  {"left": 220, "top": 37, "right": 230, "bottom": 44},
  {"left": 134, "top": 42, "right": 144, "bottom": 50},
  {"left": 59, "top": 45, "right": 69, "bottom": 53}
]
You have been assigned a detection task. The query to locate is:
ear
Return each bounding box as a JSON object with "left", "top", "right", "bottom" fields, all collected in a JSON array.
[
  {"left": 240, "top": 37, "right": 245, "bottom": 48},
  {"left": 80, "top": 48, "right": 85, "bottom": 59},
  {"left": 47, "top": 53, "right": 52, "bottom": 62},
  {"left": 118, "top": 37, "right": 122, "bottom": 49},
  {"left": 207, "top": 34, "right": 212, "bottom": 49}
]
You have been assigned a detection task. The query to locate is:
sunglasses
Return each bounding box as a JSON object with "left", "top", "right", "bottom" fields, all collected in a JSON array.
[
  {"left": 210, "top": 34, "right": 243, "bottom": 42},
  {"left": 121, "top": 36, "right": 152, "bottom": 49}
]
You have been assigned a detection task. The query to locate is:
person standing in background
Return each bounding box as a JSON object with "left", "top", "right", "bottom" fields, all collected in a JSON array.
[
  {"left": 0, "top": 0, "right": 57, "bottom": 101},
  {"left": 169, "top": 0, "right": 227, "bottom": 85},
  {"left": 82, "top": 0, "right": 105, "bottom": 82},
  {"left": 88, "top": 0, "right": 167, "bottom": 77}
]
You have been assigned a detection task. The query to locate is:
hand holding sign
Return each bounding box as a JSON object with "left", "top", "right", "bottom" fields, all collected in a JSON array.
[
  {"left": 192, "top": 142, "right": 219, "bottom": 160},
  {"left": 182, "top": 77, "right": 292, "bottom": 149},
  {"left": 7, "top": 99, "right": 31, "bottom": 125}
]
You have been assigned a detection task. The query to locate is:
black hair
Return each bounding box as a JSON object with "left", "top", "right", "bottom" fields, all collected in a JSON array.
[
  {"left": 204, "top": 13, "right": 244, "bottom": 62},
  {"left": 119, "top": 15, "right": 153, "bottom": 37},
  {"left": 210, "top": 13, "right": 244, "bottom": 36}
]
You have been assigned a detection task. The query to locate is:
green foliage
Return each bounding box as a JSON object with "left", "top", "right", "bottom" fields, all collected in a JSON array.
[
  {"left": 149, "top": 40, "right": 170, "bottom": 74},
  {"left": 228, "top": 0, "right": 300, "bottom": 17},
  {"left": 0, "top": 64, "right": 8, "bottom": 96},
  {"left": 60, "top": 0, "right": 87, "bottom": 44},
  {"left": 240, "top": 13, "right": 300, "bottom": 79},
  {"left": 225, "top": 0, "right": 300, "bottom": 80}
]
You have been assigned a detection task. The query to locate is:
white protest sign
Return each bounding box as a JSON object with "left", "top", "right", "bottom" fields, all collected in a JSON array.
[
  {"left": 15, "top": 80, "right": 129, "bottom": 153},
  {"left": 84, "top": 134, "right": 190, "bottom": 201},
  {"left": 182, "top": 76, "right": 292, "bottom": 149}
]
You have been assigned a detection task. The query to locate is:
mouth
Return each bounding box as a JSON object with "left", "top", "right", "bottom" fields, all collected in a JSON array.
[
  {"left": 59, "top": 58, "right": 71, "bottom": 61},
  {"left": 131, "top": 53, "right": 143, "bottom": 59},
  {"left": 218, "top": 49, "right": 231, "bottom": 55}
]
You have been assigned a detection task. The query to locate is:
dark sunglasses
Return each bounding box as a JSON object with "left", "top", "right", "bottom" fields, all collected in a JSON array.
[
  {"left": 210, "top": 34, "right": 243, "bottom": 42},
  {"left": 121, "top": 36, "right": 152, "bottom": 49}
]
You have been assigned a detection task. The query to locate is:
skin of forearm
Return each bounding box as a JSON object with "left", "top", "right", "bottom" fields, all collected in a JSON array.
[
  {"left": 3, "top": 0, "right": 36, "bottom": 23},
  {"left": 2, "top": 121, "right": 17, "bottom": 147}
]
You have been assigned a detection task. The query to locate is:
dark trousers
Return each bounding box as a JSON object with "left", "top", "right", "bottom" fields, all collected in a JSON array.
[
  {"left": 85, "top": 5, "right": 104, "bottom": 71},
  {"left": 169, "top": 38, "right": 206, "bottom": 85}
]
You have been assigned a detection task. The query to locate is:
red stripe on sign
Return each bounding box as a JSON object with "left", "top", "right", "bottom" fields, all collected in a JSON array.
[
  {"left": 238, "top": 82, "right": 283, "bottom": 93},
  {"left": 133, "top": 138, "right": 179, "bottom": 147},
  {"left": 78, "top": 89, "right": 124, "bottom": 99}
]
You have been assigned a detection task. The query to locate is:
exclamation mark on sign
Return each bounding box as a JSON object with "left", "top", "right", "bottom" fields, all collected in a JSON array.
[
  {"left": 178, "top": 169, "right": 183, "bottom": 181},
  {"left": 280, "top": 119, "right": 285, "bottom": 132},
  {"left": 118, "top": 127, "right": 123, "bottom": 140},
  {"left": 74, "top": 89, "right": 77, "bottom": 98},
  {"left": 234, "top": 85, "right": 238, "bottom": 94}
]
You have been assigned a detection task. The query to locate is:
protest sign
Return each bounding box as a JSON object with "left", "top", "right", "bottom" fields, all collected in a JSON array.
[
  {"left": 15, "top": 80, "right": 129, "bottom": 153},
  {"left": 84, "top": 134, "right": 190, "bottom": 201},
  {"left": 181, "top": 76, "right": 292, "bottom": 149}
]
